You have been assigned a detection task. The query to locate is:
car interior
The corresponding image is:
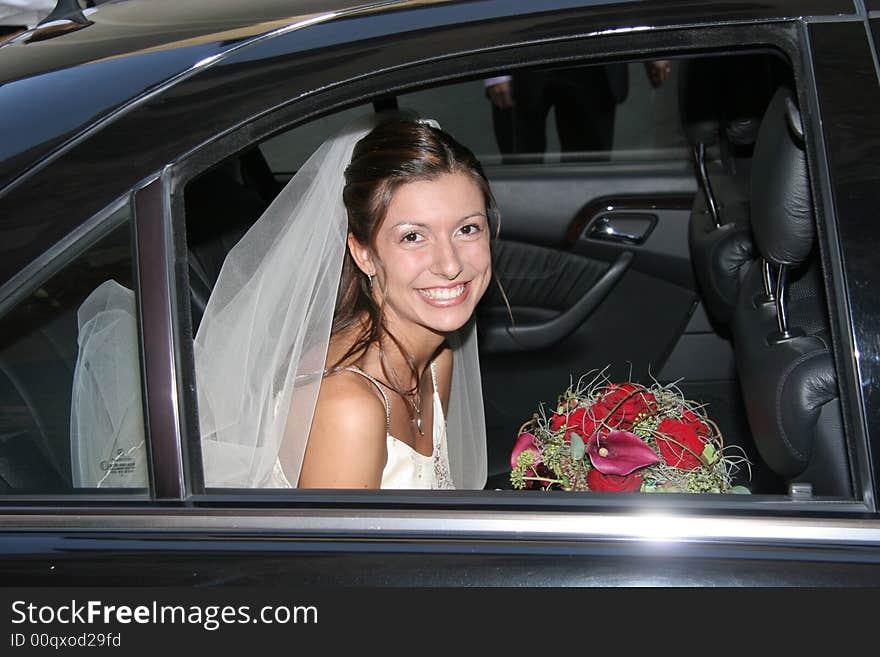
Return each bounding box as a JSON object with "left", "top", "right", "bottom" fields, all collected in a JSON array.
[
  {"left": 182, "top": 50, "right": 851, "bottom": 497},
  {"left": 0, "top": 49, "right": 854, "bottom": 501}
]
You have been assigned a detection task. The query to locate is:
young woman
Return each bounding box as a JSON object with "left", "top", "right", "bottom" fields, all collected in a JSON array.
[
  {"left": 298, "top": 119, "right": 495, "bottom": 489},
  {"left": 197, "top": 116, "right": 495, "bottom": 491}
]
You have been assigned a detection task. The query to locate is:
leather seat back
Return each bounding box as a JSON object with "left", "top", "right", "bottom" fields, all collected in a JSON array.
[
  {"left": 185, "top": 155, "right": 269, "bottom": 334},
  {"left": 682, "top": 55, "right": 783, "bottom": 328},
  {"left": 732, "top": 87, "right": 851, "bottom": 496}
]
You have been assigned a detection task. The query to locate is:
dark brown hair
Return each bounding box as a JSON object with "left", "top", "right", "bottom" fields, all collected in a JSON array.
[{"left": 331, "top": 116, "right": 500, "bottom": 405}]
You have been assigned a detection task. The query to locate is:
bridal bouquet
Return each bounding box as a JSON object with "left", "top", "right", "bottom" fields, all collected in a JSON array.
[{"left": 510, "top": 371, "right": 750, "bottom": 493}]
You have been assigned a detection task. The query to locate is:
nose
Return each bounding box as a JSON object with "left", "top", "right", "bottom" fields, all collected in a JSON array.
[{"left": 432, "top": 237, "right": 463, "bottom": 280}]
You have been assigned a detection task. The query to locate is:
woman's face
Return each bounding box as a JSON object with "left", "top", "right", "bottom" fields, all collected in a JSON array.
[{"left": 361, "top": 171, "right": 492, "bottom": 339}]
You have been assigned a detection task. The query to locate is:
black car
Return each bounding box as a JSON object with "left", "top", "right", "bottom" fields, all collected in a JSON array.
[{"left": 1, "top": 0, "right": 879, "bottom": 587}]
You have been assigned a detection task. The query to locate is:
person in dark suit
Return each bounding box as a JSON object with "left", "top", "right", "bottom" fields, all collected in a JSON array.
[{"left": 486, "top": 61, "right": 671, "bottom": 162}]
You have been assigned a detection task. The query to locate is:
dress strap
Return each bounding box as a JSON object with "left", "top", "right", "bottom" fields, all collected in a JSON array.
[
  {"left": 341, "top": 366, "right": 391, "bottom": 434},
  {"left": 429, "top": 360, "right": 438, "bottom": 397}
]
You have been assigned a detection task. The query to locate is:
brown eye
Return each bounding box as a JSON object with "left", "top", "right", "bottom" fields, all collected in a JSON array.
[{"left": 401, "top": 232, "right": 420, "bottom": 243}]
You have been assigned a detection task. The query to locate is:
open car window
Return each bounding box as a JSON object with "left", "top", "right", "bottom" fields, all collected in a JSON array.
[{"left": 179, "top": 47, "right": 857, "bottom": 506}]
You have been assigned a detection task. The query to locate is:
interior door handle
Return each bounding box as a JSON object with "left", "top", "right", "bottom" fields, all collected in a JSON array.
[
  {"left": 480, "top": 251, "right": 632, "bottom": 354},
  {"left": 586, "top": 213, "right": 657, "bottom": 245}
]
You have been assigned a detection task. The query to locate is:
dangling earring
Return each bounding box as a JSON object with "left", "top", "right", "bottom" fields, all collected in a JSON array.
[{"left": 367, "top": 273, "right": 373, "bottom": 290}]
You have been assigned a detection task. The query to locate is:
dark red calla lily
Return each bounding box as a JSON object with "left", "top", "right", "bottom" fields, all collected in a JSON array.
[
  {"left": 511, "top": 431, "right": 541, "bottom": 471},
  {"left": 587, "top": 430, "right": 660, "bottom": 475}
]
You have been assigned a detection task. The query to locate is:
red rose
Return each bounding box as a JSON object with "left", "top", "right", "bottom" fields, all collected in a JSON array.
[
  {"left": 587, "top": 468, "right": 643, "bottom": 492},
  {"left": 549, "top": 406, "right": 599, "bottom": 443},
  {"left": 591, "top": 384, "right": 656, "bottom": 430},
  {"left": 655, "top": 418, "right": 706, "bottom": 470},
  {"left": 681, "top": 409, "right": 711, "bottom": 436}
]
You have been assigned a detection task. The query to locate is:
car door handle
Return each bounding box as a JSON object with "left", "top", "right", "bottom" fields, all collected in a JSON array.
[
  {"left": 480, "top": 251, "right": 632, "bottom": 354},
  {"left": 586, "top": 213, "right": 657, "bottom": 245}
]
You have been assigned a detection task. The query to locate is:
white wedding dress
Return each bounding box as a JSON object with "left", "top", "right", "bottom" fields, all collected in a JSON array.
[{"left": 270, "top": 361, "right": 454, "bottom": 489}]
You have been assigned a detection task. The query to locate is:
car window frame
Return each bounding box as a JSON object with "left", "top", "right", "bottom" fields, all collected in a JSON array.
[
  {"left": 160, "top": 18, "right": 874, "bottom": 517},
  {"left": 0, "top": 190, "right": 157, "bottom": 502}
]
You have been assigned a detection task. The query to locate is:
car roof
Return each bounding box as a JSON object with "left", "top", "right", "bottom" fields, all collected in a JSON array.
[
  {"left": 0, "top": 0, "right": 425, "bottom": 84},
  {"left": 0, "top": 0, "right": 434, "bottom": 190},
  {"left": 0, "top": 0, "right": 853, "bottom": 190}
]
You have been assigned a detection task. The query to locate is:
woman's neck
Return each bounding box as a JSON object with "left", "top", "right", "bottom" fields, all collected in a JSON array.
[
  {"left": 329, "top": 314, "right": 443, "bottom": 387},
  {"left": 380, "top": 314, "right": 445, "bottom": 378}
]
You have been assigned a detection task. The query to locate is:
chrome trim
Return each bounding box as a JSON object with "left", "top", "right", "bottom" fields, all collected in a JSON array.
[
  {"left": 762, "top": 258, "right": 776, "bottom": 302},
  {"left": 775, "top": 263, "right": 791, "bottom": 337},
  {"left": 586, "top": 25, "right": 652, "bottom": 37},
  {"left": 1, "top": 509, "right": 880, "bottom": 547},
  {"left": 694, "top": 143, "right": 721, "bottom": 228},
  {"left": 160, "top": 168, "right": 186, "bottom": 497}
]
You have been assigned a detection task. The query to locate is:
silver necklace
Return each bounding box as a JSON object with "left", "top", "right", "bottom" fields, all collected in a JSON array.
[
  {"left": 407, "top": 389, "right": 424, "bottom": 436},
  {"left": 403, "top": 371, "right": 425, "bottom": 436}
]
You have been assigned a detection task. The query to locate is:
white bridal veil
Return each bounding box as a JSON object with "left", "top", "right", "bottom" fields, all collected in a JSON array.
[
  {"left": 70, "top": 279, "right": 147, "bottom": 488},
  {"left": 194, "top": 115, "right": 488, "bottom": 489}
]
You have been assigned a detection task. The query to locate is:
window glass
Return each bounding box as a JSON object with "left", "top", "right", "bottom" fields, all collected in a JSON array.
[
  {"left": 397, "top": 62, "right": 688, "bottom": 164},
  {"left": 259, "top": 106, "right": 369, "bottom": 178},
  {"left": 0, "top": 207, "right": 148, "bottom": 494},
  {"left": 259, "top": 61, "right": 689, "bottom": 172},
  {"left": 184, "top": 51, "right": 854, "bottom": 502}
]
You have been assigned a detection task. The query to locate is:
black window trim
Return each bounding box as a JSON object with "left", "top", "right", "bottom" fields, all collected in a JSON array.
[
  {"left": 133, "top": 173, "right": 187, "bottom": 500},
  {"left": 798, "top": 19, "right": 873, "bottom": 507}
]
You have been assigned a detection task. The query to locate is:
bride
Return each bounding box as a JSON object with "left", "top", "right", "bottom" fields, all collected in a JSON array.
[{"left": 195, "top": 115, "right": 495, "bottom": 490}]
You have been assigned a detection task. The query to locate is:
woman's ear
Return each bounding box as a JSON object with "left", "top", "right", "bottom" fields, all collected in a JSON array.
[{"left": 347, "top": 233, "right": 375, "bottom": 277}]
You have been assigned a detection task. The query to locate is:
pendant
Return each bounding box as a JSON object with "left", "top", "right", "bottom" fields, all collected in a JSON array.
[{"left": 416, "top": 416, "right": 424, "bottom": 436}]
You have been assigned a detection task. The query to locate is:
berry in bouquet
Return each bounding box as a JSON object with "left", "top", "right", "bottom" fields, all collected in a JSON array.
[{"left": 510, "top": 369, "right": 751, "bottom": 493}]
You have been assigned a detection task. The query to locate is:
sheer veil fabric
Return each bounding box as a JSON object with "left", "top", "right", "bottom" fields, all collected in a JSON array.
[
  {"left": 195, "top": 116, "right": 488, "bottom": 489},
  {"left": 70, "top": 279, "right": 147, "bottom": 488}
]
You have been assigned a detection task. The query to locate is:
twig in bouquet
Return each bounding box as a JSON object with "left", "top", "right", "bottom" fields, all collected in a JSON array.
[
  {"left": 517, "top": 412, "right": 540, "bottom": 437},
  {"left": 573, "top": 367, "right": 611, "bottom": 399},
  {"left": 522, "top": 475, "right": 565, "bottom": 488},
  {"left": 719, "top": 445, "right": 752, "bottom": 480},
  {"left": 701, "top": 416, "right": 725, "bottom": 450},
  {"left": 645, "top": 363, "right": 684, "bottom": 393},
  {"left": 687, "top": 401, "right": 711, "bottom": 416}
]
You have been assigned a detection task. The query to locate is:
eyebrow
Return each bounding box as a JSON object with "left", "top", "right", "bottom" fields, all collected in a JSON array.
[{"left": 391, "top": 212, "right": 487, "bottom": 229}]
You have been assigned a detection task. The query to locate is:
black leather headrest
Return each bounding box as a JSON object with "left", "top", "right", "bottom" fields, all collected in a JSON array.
[{"left": 750, "top": 87, "right": 814, "bottom": 266}]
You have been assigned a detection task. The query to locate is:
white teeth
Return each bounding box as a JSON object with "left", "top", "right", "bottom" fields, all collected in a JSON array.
[{"left": 419, "top": 284, "right": 465, "bottom": 300}]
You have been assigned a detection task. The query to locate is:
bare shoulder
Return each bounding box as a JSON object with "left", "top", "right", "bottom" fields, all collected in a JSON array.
[
  {"left": 298, "top": 371, "right": 388, "bottom": 489},
  {"left": 434, "top": 344, "right": 453, "bottom": 412}
]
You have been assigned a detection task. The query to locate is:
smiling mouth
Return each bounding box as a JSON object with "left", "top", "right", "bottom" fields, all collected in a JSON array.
[{"left": 418, "top": 283, "right": 467, "bottom": 301}]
